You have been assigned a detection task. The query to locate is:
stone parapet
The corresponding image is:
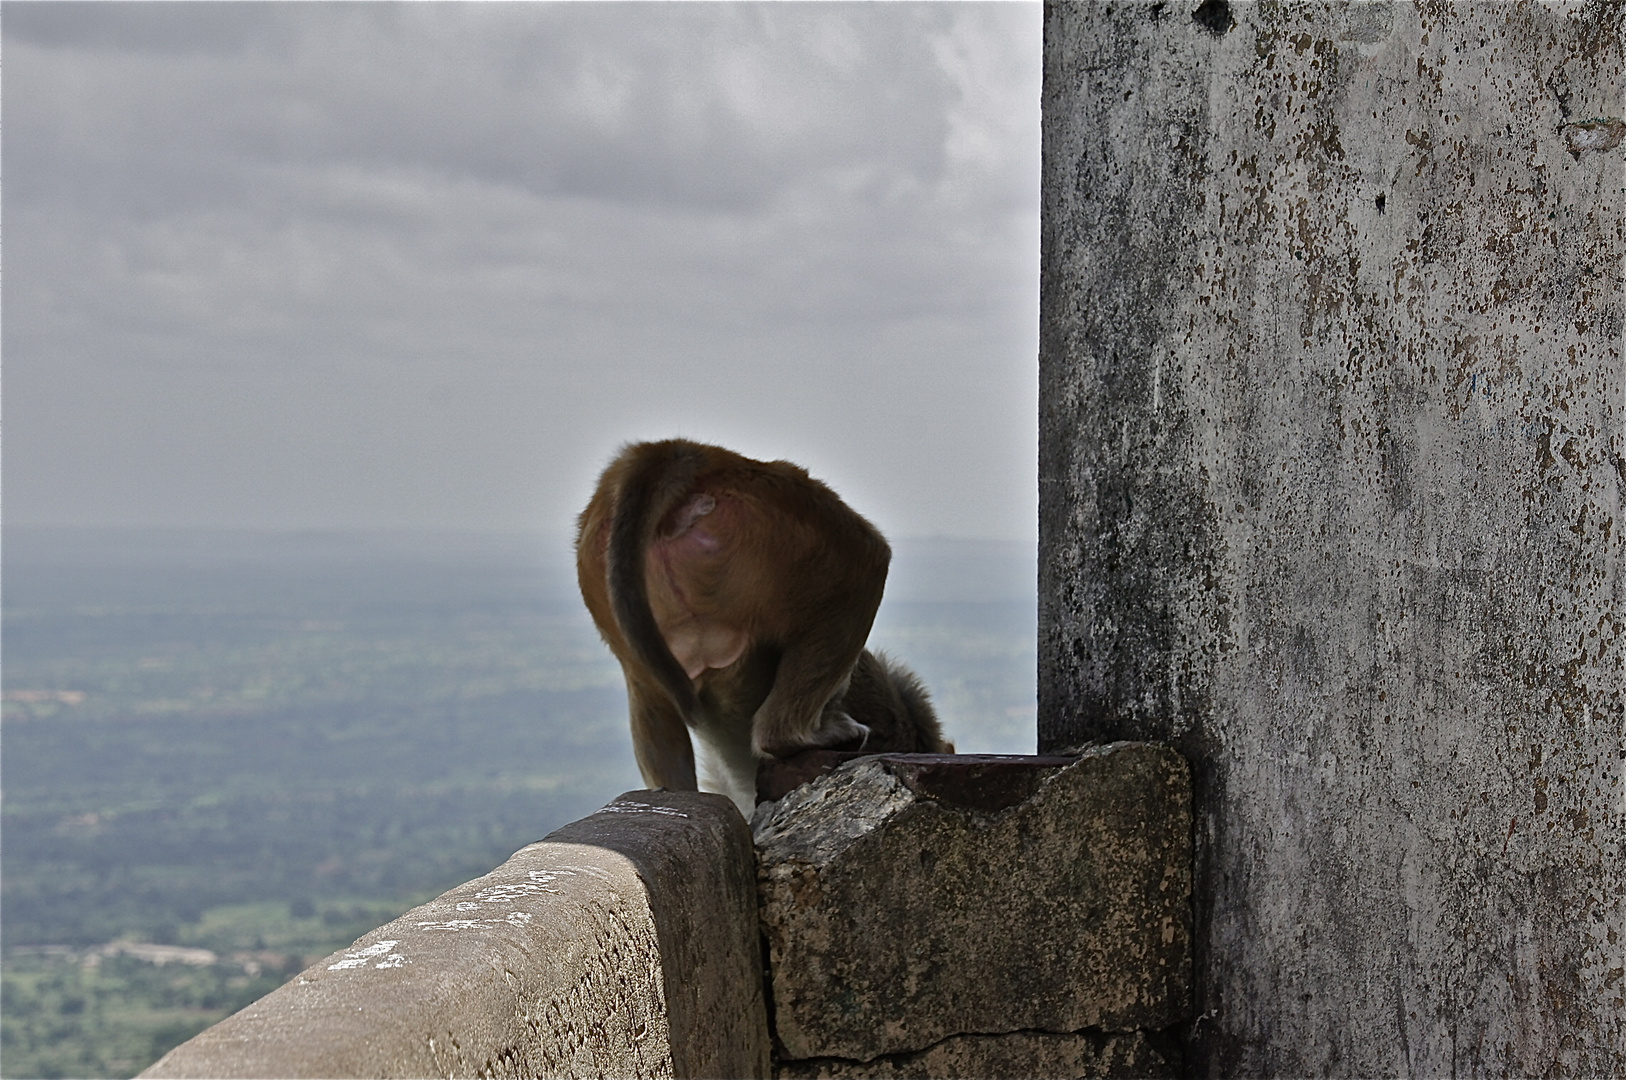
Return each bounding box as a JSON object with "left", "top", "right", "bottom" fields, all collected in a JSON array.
[
  {"left": 141, "top": 747, "right": 1192, "bottom": 1080},
  {"left": 141, "top": 790, "right": 768, "bottom": 1080},
  {"left": 754, "top": 744, "right": 1191, "bottom": 1077},
  {"left": 775, "top": 1030, "right": 1174, "bottom": 1080}
]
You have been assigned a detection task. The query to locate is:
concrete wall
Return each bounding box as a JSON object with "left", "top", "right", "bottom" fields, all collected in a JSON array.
[
  {"left": 1039, "top": 2, "right": 1623, "bottom": 1076},
  {"left": 141, "top": 790, "right": 768, "bottom": 1079}
]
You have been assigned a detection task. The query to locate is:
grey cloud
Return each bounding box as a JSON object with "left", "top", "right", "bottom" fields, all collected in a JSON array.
[
  {"left": 3, "top": 2, "right": 1040, "bottom": 540},
  {"left": 6, "top": 4, "right": 961, "bottom": 215},
  {"left": 1, "top": 0, "right": 296, "bottom": 55}
]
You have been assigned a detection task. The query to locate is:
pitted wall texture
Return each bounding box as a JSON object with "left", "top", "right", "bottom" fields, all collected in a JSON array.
[{"left": 1040, "top": 2, "right": 1622, "bottom": 1076}]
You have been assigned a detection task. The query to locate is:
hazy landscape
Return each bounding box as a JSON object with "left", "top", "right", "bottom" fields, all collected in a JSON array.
[{"left": 1, "top": 526, "right": 1036, "bottom": 1078}]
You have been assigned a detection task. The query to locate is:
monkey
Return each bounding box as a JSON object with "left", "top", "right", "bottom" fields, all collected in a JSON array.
[
  {"left": 818, "top": 648, "right": 953, "bottom": 756},
  {"left": 575, "top": 438, "right": 948, "bottom": 815}
]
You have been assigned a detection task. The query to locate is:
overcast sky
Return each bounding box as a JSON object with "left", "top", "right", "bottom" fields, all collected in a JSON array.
[{"left": 3, "top": 2, "right": 1041, "bottom": 545}]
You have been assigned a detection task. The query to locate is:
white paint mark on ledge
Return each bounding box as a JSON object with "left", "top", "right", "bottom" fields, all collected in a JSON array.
[
  {"left": 472, "top": 867, "right": 578, "bottom": 905},
  {"left": 554, "top": 863, "right": 612, "bottom": 882},
  {"left": 328, "top": 940, "right": 403, "bottom": 970},
  {"left": 416, "top": 912, "right": 533, "bottom": 932},
  {"left": 415, "top": 919, "right": 486, "bottom": 932},
  {"left": 598, "top": 801, "right": 689, "bottom": 818}
]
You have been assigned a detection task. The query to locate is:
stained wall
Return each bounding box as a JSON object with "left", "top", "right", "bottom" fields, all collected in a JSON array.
[{"left": 1039, "top": 2, "right": 1623, "bottom": 1074}]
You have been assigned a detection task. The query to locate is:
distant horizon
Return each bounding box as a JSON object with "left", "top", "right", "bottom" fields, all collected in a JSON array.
[{"left": 3, "top": 521, "right": 1038, "bottom": 608}]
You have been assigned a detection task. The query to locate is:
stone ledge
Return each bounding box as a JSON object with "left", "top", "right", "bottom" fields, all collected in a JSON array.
[
  {"left": 141, "top": 790, "right": 768, "bottom": 1080},
  {"left": 758, "top": 751, "right": 1081, "bottom": 808},
  {"left": 754, "top": 744, "right": 1192, "bottom": 1067},
  {"left": 775, "top": 1028, "right": 1179, "bottom": 1079}
]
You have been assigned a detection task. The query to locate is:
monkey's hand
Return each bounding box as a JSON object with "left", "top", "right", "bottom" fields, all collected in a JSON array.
[
  {"left": 810, "top": 711, "right": 872, "bottom": 751},
  {"left": 753, "top": 710, "right": 871, "bottom": 758}
]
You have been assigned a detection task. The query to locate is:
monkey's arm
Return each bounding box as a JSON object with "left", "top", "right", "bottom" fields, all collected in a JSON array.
[
  {"left": 750, "top": 612, "right": 877, "bottom": 758},
  {"left": 626, "top": 677, "right": 698, "bottom": 791}
]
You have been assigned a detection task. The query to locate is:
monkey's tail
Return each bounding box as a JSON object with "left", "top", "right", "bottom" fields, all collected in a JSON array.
[{"left": 607, "top": 440, "right": 707, "bottom": 717}]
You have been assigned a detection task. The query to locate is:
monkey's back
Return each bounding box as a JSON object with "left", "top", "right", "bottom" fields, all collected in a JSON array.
[{"left": 578, "top": 439, "right": 890, "bottom": 661}]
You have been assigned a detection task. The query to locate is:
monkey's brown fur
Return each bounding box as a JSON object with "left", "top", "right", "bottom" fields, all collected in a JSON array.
[
  {"left": 576, "top": 438, "right": 948, "bottom": 811},
  {"left": 823, "top": 649, "right": 953, "bottom": 755}
]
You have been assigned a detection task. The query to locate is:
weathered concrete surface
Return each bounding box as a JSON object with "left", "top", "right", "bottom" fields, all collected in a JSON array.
[
  {"left": 775, "top": 1029, "right": 1176, "bottom": 1080},
  {"left": 1040, "top": 2, "right": 1623, "bottom": 1076},
  {"left": 754, "top": 745, "right": 1192, "bottom": 1065},
  {"left": 142, "top": 790, "right": 768, "bottom": 1079}
]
